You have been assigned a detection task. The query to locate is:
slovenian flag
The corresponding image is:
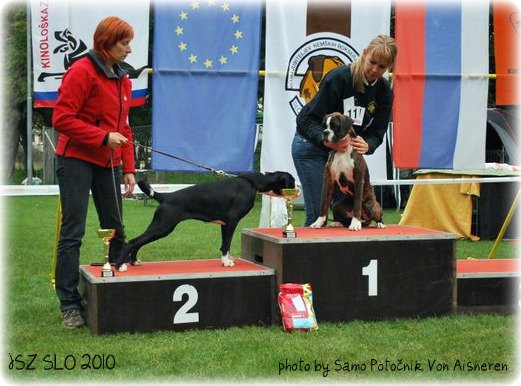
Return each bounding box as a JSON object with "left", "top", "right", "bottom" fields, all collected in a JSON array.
[
  {"left": 392, "top": 1, "right": 489, "bottom": 170},
  {"left": 152, "top": 0, "right": 262, "bottom": 172}
]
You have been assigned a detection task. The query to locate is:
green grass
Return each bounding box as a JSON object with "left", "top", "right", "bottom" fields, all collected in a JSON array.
[{"left": 2, "top": 195, "right": 518, "bottom": 383}]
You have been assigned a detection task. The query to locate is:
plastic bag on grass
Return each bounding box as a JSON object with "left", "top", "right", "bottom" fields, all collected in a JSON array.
[{"left": 278, "top": 283, "right": 318, "bottom": 332}]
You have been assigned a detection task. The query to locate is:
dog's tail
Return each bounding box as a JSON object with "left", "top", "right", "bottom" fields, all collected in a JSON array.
[{"left": 138, "top": 180, "right": 162, "bottom": 202}]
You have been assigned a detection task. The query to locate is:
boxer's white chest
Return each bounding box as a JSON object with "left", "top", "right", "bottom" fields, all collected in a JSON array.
[{"left": 330, "top": 149, "right": 355, "bottom": 187}]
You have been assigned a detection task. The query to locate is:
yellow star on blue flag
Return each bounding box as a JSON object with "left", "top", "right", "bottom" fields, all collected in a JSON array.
[{"left": 152, "top": 1, "right": 262, "bottom": 172}]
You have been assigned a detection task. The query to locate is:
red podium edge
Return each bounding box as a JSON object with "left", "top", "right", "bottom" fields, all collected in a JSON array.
[{"left": 80, "top": 257, "right": 275, "bottom": 284}]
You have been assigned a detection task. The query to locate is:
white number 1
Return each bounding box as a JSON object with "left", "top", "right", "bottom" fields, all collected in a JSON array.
[{"left": 362, "top": 259, "right": 378, "bottom": 296}]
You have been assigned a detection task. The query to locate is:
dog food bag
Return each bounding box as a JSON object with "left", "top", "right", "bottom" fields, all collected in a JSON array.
[{"left": 277, "top": 283, "right": 318, "bottom": 332}]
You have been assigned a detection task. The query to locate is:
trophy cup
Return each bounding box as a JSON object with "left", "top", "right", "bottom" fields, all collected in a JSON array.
[
  {"left": 98, "top": 229, "right": 116, "bottom": 277},
  {"left": 282, "top": 188, "right": 300, "bottom": 238}
]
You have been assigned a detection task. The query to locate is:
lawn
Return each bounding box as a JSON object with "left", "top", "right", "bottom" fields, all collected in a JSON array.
[{"left": 1, "top": 194, "right": 518, "bottom": 383}]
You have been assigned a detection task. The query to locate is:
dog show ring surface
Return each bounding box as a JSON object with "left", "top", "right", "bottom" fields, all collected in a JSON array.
[
  {"left": 79, "top": 258, "right": 275, "bottom": 334},
  {"left": 242, "top": 224, "right": 457, "bottom": 323}
]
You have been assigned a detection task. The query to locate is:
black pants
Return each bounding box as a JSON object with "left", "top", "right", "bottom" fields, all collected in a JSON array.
[{"left": 55, "top": 156, "right": 124, "bottom": 312}]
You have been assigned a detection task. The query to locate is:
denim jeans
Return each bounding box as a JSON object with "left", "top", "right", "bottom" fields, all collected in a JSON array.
[
  {"left": 291, "top": 132, "right": 330, "bottom": 226},
  {"left": 55, "top": 156, "right": 124, "bottom": 312}
]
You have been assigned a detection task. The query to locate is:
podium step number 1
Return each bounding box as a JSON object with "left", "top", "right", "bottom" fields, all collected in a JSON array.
[{"left": 363, "top": 259, "right": 378, "bottom": 297}]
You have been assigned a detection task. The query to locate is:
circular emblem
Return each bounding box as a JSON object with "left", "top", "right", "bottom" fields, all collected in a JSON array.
[{"left": 286, "top": 33, "right": 359, "bottom": 115}]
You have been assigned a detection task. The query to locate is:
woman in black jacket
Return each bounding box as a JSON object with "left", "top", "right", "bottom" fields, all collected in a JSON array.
[{"left": 292, "top": 35, "right": 397, "bottom": 226}]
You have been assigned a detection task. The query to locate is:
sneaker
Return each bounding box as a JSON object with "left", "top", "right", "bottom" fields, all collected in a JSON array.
[{"left": 61, "top": 309, "right": 85, "bottom": 329}]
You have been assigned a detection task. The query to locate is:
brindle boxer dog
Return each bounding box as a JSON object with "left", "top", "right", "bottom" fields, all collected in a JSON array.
[{"left": 310, "top": 112, "right": 386, "bottom": 231}]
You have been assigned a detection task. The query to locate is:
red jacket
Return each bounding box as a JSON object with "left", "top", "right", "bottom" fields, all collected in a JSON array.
[{"left": 52, "top": 51, "right": 135, "bottom": 174}]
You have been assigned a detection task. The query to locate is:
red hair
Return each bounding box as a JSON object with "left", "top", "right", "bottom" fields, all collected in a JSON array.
[{"left": 93, "top": 16, "right": 134, "bottom": 60}]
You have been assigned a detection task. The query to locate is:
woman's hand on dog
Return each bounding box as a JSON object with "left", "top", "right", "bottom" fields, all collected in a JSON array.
[
  {"left": 352, "top": 136, "right": 369, "bottom": 154},
  {"left": 324, "top": 135, "right": 351, "bottom": 152},
  {"left": 324, "top": 135, "right": 368, "bottom": 154}
]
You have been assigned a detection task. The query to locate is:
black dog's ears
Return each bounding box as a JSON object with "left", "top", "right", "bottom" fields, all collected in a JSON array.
[
  {"left": 278, "top": 173, "right": 296, "bottom": 189},
  {"left": 259, "top": 172, "right": 295, "bottom": 195}
]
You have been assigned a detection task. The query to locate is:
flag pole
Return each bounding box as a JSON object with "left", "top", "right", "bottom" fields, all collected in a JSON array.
[
  {"left": 26, "top": 2, "right": 33, "bottom": 185},
  {"left": 487, "top": 187, "right": 521, "bottom": 259}
]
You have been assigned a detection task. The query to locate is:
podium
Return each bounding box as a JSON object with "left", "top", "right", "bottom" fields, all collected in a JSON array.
[
  {"left": 79, "top": 225, "right": 460, "bottom": 334},
  {"left": 80, "top": 258, "right": 275, "bottom": 334},
  {"left": 242, "top": 225, "right": 456, "bottom": 322},
  {"left": 457, "top": 259, "right": 519, "bottom": 314}
]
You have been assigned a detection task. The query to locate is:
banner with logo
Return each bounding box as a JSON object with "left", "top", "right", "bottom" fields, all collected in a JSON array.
[
  {"left": 392, "top": 1, "right": 489, "bottom": 170},
  {"left": 151, "top": 0, "right": 262, "bottom": 172},
  {"left": 31, "top": 0, "right": 149, "bottom": 108},
  {"left": 493, "top": 2, "right": 520, "bottom": 106},
  {"left": 259, "top": 0, "right": 391, "bottom": 226}
]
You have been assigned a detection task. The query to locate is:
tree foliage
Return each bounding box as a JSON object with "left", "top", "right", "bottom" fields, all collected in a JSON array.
[
  {"left": 4, "top": 3, "right": 27, "bottom": 107},
  {"left": 1, "top": 3, "right": 29, "bottom": 181}
]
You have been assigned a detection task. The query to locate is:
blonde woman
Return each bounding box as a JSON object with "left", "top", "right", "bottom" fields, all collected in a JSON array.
[{"left": 292, "top": 35, "right": 397, "bottom": 226}]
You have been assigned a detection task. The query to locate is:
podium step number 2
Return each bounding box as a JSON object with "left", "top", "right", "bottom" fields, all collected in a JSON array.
[{"left": 173, "top": 284, "right": 199, "bottom": 325}]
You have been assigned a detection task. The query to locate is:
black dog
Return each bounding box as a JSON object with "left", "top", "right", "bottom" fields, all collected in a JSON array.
[
  {"left": 310, "top": 112, "right": 385, "bottom": 230},
  {"left": 115, "top": 172, "right": 295, "bottom": 270}
]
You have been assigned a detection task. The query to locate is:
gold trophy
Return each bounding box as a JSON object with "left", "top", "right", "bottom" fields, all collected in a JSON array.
[
  {"left": 282, "top": 188, "right": 300, "bottom": 238},
  {"left": 98, "top": 229, "right": 116, "bottom": 277}
]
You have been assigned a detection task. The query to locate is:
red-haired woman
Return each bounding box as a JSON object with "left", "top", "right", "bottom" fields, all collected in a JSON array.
[{"left": 52, "top": 16, "right": 136, "bottom": 329}]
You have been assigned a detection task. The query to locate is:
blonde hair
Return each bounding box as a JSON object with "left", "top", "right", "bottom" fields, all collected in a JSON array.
[{"left": 351, "top": 35, "right": 397, "bottom": 93}]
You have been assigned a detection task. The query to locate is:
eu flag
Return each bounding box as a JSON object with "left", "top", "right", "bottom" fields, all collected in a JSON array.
[{"left": 152, "top": 0, "right": 262, "bottom": 172}]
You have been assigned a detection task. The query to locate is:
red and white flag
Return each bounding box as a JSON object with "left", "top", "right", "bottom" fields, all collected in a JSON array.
[{"left": 31, "top": 0, "right": 149, "bottom": 108}]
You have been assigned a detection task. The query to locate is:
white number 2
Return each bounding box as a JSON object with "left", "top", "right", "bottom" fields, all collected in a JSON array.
[
  {"left": 173, "top": 284, "right": 199, "bottom": 324},
  {"left": 362, "top": 259, "right": 378, "bottom": 297}
]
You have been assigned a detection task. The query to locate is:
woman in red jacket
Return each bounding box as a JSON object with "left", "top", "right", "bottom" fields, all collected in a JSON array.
[{"left": 52, "top": 16, "right": 136, "bottom": 329}]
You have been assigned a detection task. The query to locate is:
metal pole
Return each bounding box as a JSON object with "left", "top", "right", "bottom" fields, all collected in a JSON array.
[
  {"left": 487, "top": 187, "right": 521, "bottom": 259},
  {"left": 51, "top": 199, "right": 61, "bottom": 288},
  {"left": 26, "top": 2, "right": 33, "bottom": 185}
]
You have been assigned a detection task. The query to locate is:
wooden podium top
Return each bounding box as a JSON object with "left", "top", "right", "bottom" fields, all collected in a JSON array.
[
  {"left": 80, "top": 258, "right": 274, "bottom": 283},
  {"left": 242, "top": 224, "right": 456, "bottom": 244}
]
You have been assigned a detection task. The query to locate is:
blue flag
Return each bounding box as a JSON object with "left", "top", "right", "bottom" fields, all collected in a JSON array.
[{"left": 152, "top": 0, "right": 262, "bottom": 172}]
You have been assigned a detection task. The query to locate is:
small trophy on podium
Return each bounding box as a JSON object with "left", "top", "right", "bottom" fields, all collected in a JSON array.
[
  {"left": 282, "top": 188, "right": 300, "bottom": 238},
  {"left": 98, "top": 229, "right": 116, "bottom": 277}
]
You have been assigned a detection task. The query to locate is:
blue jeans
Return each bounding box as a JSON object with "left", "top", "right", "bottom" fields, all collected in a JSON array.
[
  {"left": 291, "top": 133, "right": 330, "bottom": 226},
  {"left": 55, "top": 156, "right": 124, "bottom": 312}
]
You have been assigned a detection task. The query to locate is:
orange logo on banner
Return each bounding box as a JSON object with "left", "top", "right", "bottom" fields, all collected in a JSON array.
[
  {"left": 493, "top": 3, "right": 520, "bottom": 105},
  {"left": 285, "top": 2, "right": 358, "bottom": 115},
  {"left": 299, "top": 2, "right": 351, "bottom": 104}
]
